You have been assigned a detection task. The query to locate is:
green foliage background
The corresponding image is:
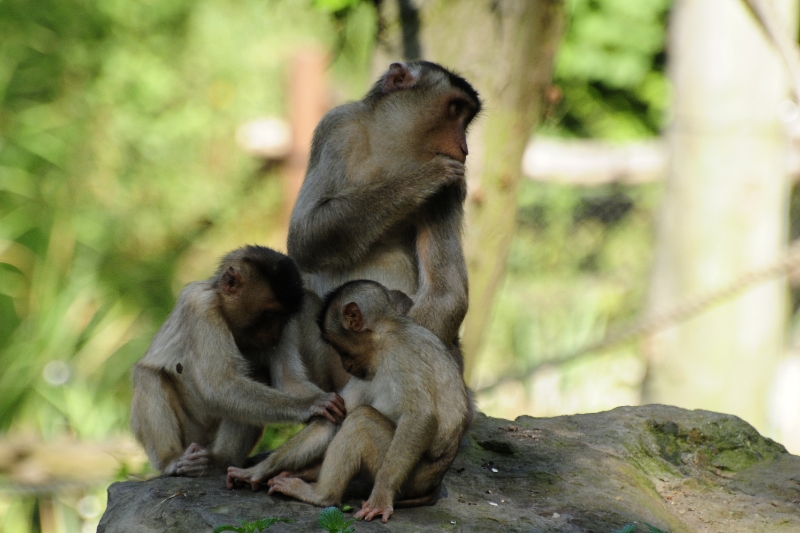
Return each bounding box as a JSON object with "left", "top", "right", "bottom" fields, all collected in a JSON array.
[
  {"left": 546, "top": 0, "right": 671, "bottom": 139},
  {"left": 0, "top": 0, "right": 379, "bottom": 438}
]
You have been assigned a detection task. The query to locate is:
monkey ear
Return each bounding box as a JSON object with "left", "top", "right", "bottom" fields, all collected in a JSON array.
[
  {"left": 382, "top": 63, "right": 416, "bottom": 94},
  {"left": 343, "top": 302, "right": 364, "bottom": 332},
  {"left": 388, "top": 290, "right": 414, "bottom": 316},
  {"left": 221, "top": 266, "right": 243, "bottom": 295}
]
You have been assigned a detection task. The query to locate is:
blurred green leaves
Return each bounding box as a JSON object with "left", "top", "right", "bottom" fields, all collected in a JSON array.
[
  {"left": 0, "top": 0, "right": 341, "bottom": 438},
  {"left": 548, "top": 0, "right": 672, "bottom": 139},
  {"left": 312, "top": 0, "right": 366, "bottom": 14}
]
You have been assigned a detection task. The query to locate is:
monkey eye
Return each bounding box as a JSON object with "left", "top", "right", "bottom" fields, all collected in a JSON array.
[{"left": 448, "top": 100, "right": 465, "bottom": 117}]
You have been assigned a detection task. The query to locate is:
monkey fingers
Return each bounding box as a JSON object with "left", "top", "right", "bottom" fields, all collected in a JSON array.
[
  {"left": 355, "top": 500, "right": 394, "bottom": 523},
  {"left": 174, "top": 443, "right": 210, "bottom": 477},
  {"left": 226, "top": 467, "right": 263, "bottom": 491},
  {"left": 437, "top": 156, "right": 466, "bottom": 186},
  {"left": 310, "top": 392, "right": 346, "bottom": 424}
]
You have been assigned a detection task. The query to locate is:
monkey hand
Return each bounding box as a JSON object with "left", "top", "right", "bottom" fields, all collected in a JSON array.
[
  {"left": 226, "top": 466, "right": 264, "bottom": 491},
  {"left": 355, "top": 497, "right": 394, "bottom": 523},
  {"left": 174, "top": 443, "right": 211, "bottom": 477},
  {"left": 307, "top": 392, "right": 346, "bottom": 424},
  {"left": 436, "top": 155, "right": 466, "bottom": 186}
]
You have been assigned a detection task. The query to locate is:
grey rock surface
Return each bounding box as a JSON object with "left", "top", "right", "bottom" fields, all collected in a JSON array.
[{"left": 97, "top": 405, "right": 800, "bottom": 532}]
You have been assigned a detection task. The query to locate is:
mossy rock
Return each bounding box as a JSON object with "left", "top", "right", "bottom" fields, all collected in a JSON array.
[{"left": 98, "top": 405, "right": 800, "bottom": 533}]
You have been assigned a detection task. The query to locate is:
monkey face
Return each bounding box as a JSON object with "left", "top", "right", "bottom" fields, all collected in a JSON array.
[
  {"left": 337, "top": 350, "right": 371, "bottom": 380},
  {"left": 242, "top": 310, "right": 289, "bottom": 350},
  {"left": 426, "top": 95, "right": 478, "bottom": 164}
]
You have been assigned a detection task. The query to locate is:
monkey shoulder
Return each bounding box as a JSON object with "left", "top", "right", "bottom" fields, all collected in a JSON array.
[
  {"left": 137, "top": 281, "right": 233, "bottom": 372},
  {"left": 400, "top": 323, "right": 458, "bottom": 367},
  {"left": 309, "top": 104, "right": 377, "bottom": 178},
  {"left": 312, "top": 103, "right": 369, "bottom": 153},
  {"left": 322, "top": 101, "right": 369, "bottom": 127}
]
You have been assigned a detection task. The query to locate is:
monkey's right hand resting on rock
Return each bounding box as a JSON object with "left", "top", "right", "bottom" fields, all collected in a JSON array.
[
  {"left": 227, "top": 280, "right": 470, "bottom": 523},
  {"left": 130, "top": 245, "right": 345, "bottom": 477}
]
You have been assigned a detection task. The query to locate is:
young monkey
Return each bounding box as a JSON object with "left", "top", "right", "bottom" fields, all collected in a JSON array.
[
  {"left": 131, "top": 245, "right": 344, "bottom": 477},
  {"left": 226, "top": 280, "right": 470, "bottom": 522}
]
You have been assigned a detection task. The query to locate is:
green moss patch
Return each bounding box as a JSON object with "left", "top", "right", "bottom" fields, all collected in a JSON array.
[{"left": 645, "top": 416, "right": 785, "bottom": 473}]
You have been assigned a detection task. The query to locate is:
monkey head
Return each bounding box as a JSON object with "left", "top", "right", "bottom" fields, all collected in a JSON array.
[
  {"left": 318, "top": 280, "right": 413, "bottom": 380},
  {"left": 365, "top": 61, "right": 482, "bottom": 165},
  {"left": 213, "top": 245, "right": 304, "bottom": 353}
]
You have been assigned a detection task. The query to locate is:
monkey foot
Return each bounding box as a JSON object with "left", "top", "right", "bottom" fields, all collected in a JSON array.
[
  {"left": 355, "top": 500, "right": 394, "bottom": 523},
  {"left": 267, "top": 476, "right": 331, "bottom": 507},
  {"left": 226, "top": 467, "right": 263, "bottom": 491},
  {"left": 273, "top": 463, "right": 321, "bottom": 482}
]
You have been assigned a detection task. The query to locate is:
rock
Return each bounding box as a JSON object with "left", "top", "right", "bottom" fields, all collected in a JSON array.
[{"left": 97, "top": 405, "right": 800, "bottom": 532}]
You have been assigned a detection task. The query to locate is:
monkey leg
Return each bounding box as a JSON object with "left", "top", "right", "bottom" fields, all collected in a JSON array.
[
  {"left": 272, "top": 405, "right": 395, "bottom": 508},
  {"left": 227, "top": 418, "right": 336, "bottom": 490},
  {"left": 393, "top": 462, "right": 447, "bottom": 507},
  {"left": 130, "top": 366, "right": 189, "bottom": 475},
  {"left": 266, "top": 476, "right": 330, "bottom": 506},
  {"left": 393, "top": 485, "right": 441, "bottom": 508},
  {"left": 393, "top": 441, "right": 460, "bottom": 508},
  {"left": 177, "top": 418, "right": 262, "bottom": 477},
  {"left": 272, "top": 462, "right": 322, "bottom": 482}
]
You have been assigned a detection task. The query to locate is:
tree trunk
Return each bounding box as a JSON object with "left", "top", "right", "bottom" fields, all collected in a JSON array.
[
  {"left": 375, "top": 0, "right": 565, "bottom": 384},
  {"left": 644, "top": 0, "right": 797, "bottom": 431}
]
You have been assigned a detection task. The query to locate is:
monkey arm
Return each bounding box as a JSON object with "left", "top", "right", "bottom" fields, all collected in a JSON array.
[
  {"left": 368, "top": 410, "right": 438, "bottom": 508},
  {"left": 288, "top": 131, "right": 465, "bottom": 272},
  {"left": 198, "top": 369, "right": 323, "bottom": 423},
  {"left": 409, "top": 185, "right": 469, "bottom": 346},
  {"left": 186, "top": 316, "right": 337, "bottom": 424},
  {"left": 269, "top": 318, "right": 327, "bottom": 398}
]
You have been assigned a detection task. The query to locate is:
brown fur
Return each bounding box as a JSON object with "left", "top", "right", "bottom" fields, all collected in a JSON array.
[
  {"left": 130, "top": 245, "right": 344, "bottom": 477},
  {"left": 227, "top": 281, "right": 470, "bottom": 523},
  {"left": 287, "top": 61, "right": 481, "bottom": 371}
]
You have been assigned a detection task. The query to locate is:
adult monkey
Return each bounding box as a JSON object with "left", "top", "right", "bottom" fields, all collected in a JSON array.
[
  {"left": 288, "top": 61, "right": 481, "bottom": 369},
  {"left": 131, "top": 245, "right": 345, "bottom": 477}
]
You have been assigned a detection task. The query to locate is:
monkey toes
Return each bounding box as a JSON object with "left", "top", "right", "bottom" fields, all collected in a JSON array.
[
  {"left": 266, "top": 475, "right": 322, "bottom": 503},
  {"left": 355, "top": 501, "right": 394, "bottom": 523},
  {"left": 266, "top": 475, "right": 301, "bottom": 494},
  {"left": 226, "top": 467, "right": 263, "bottom": 491}
]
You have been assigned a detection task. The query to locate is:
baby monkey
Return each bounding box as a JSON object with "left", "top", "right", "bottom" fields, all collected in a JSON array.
[{"left": 226, "top": 280, "right": 470, "bottom": 522}]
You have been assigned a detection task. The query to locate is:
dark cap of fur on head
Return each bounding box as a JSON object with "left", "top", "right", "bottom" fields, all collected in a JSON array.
[
  {"left": 365, "top": 60, "right": 482, "bottom": 114},
  {"left": 218, "top": 245, "right": 305, "bottom": 315}
]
